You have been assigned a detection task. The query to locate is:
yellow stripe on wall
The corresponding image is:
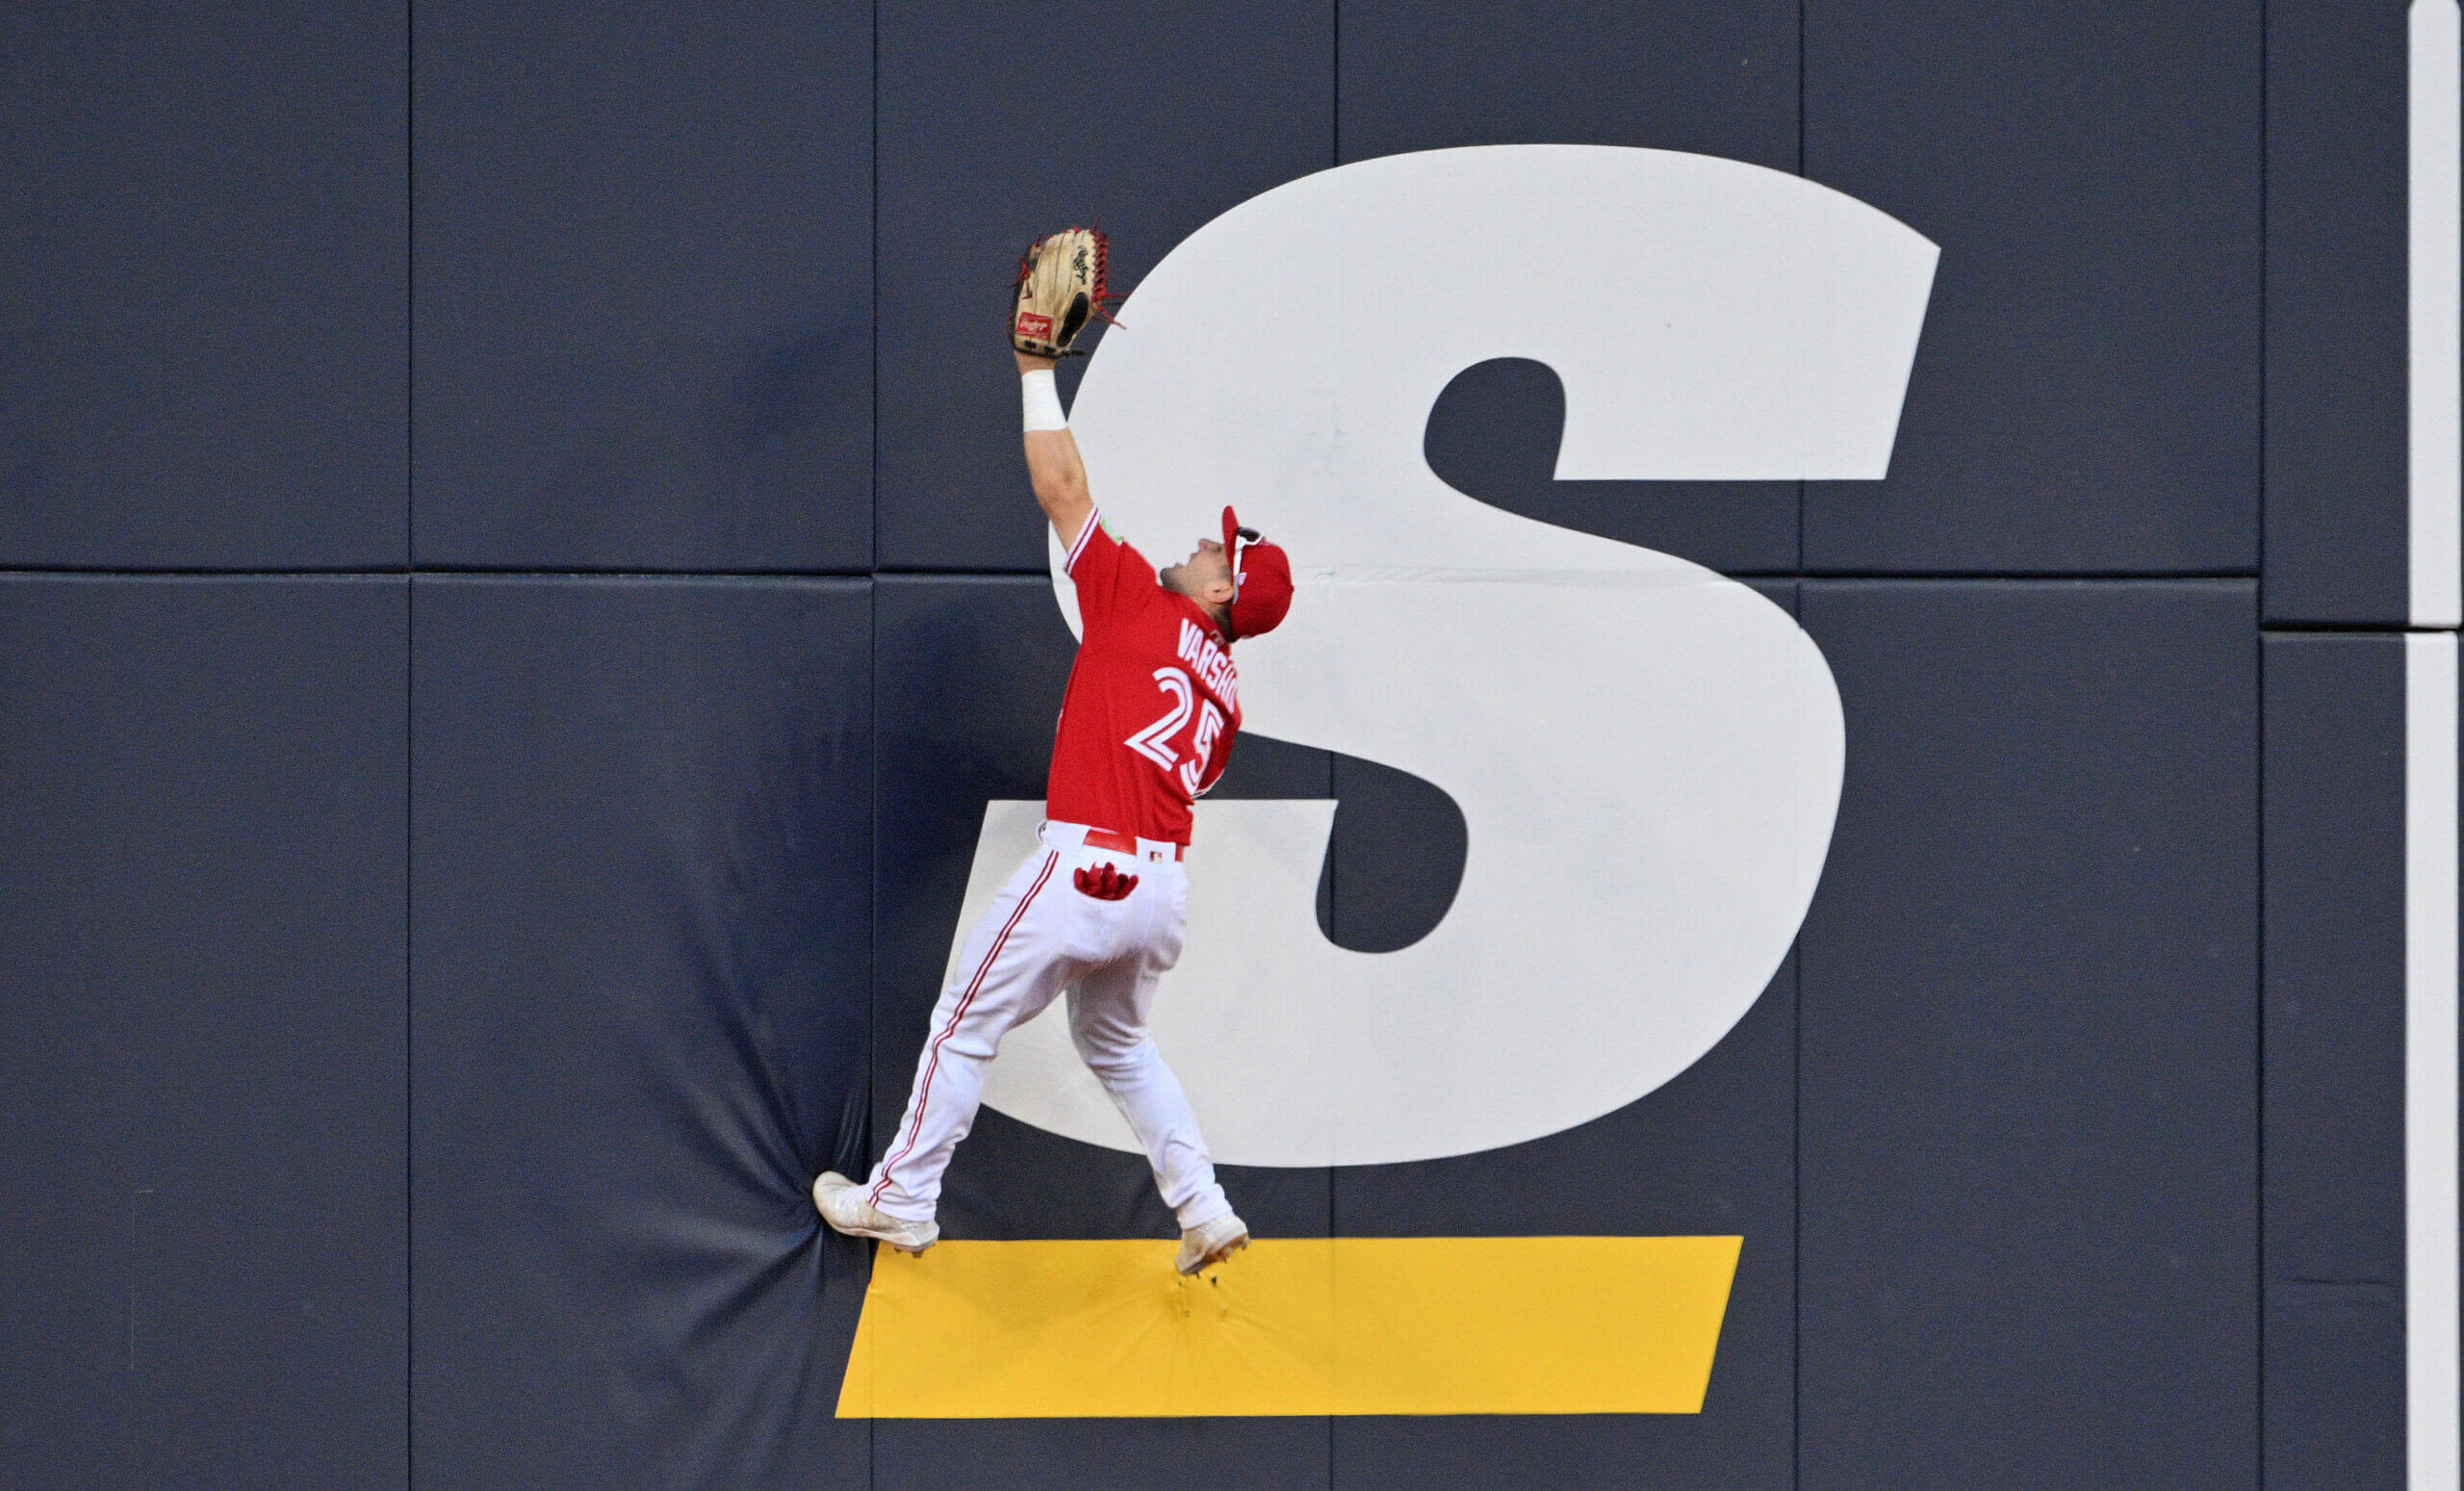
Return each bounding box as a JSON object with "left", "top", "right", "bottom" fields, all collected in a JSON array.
[{"left": 835, "top": 1235, "right": 1741, "bottom": 1418}]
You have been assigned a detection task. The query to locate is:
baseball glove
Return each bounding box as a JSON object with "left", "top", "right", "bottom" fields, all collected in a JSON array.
[{"left": 1011, "top": 227, "right": 1114, "bottom": 357}]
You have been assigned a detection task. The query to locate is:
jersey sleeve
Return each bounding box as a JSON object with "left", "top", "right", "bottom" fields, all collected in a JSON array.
[{"left": 1065, "top": 508, "right": 1159, "bottom": 638}]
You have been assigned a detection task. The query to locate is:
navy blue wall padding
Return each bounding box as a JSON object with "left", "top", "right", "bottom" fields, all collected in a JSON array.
[
  {"left": 1795, "top": 580, "right": 2258, "bottom": 1488},
  {"left": 2262, "top": 634, "right": 2406, "bottom": 1486},
  {"left": 873, "top": 0, "right": 1334, "bottom": 572},
  {"left": 2264, "top": 5, "right": 2412, "bottom": 625},
  {"left": 4, "top": 3, "right": 2444, "bottom": 1483},
  {"left": 0, "top": 2, "right": 407, "bottom": 569},
  {"left": 411, "top": 1, "right": 873, "bottom": 572},
  {"left": 1802, "top": 1, "right": 2262, "bottom": 575},
  {"left": 1322, "top": 754, "right": 1467, "bottom": 953},
  {"left": 2263, "top": 1286, "right": 2408, "bottom": 1490},
  {"left": 0, "top": 577, "right": 408, "bottom": 1487},
  {"left": 868, "top": 573, "right": 1077, "bottom": 1236},
  {"left": 875, "top": 1418, "right": 1332, "bottom": 1491},
  {"left": 409, "top": 576, "right": 871, "bottom": 1488},
  {"left": 1337, "top": 0, "right": 1797, "bottom": 169}
]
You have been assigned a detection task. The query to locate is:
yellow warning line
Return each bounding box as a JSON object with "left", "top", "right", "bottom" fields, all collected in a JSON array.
[{"left": 836, "top": 1235, "right": 1742, "bottom": 1418}]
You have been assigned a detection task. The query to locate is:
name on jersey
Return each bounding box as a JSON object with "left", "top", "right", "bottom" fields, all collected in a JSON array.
[{"left": 1176, "top": 618, "right": 1238, "bottom": 711}]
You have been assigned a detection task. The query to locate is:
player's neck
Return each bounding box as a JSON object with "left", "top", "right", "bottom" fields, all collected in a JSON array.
[{"left": 1161, "top": 578, "right": 1234, "bottom": 641}]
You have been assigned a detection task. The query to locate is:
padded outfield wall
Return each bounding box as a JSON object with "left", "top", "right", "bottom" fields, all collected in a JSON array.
[{"left": 0, "top": 1, "right": 2451, "bottom": 1486}]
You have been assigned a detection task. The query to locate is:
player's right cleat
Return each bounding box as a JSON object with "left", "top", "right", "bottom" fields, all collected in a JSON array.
[
  {"left": 1175, "top": 1211, "right": 1249, "bottom": 1275},
  {"left": 812, "top": 1171, "right": 939, "bottom": 1255}
]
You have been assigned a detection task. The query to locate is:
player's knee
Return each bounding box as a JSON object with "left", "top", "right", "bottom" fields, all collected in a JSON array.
[{"left": 1072, "top": 1029, "right": 1156, "bottom": 1078}]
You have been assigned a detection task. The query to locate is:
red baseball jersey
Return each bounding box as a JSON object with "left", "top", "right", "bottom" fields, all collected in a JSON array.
[{"left": 1046, "top": 510, "right": 1243, "bottom": 845}]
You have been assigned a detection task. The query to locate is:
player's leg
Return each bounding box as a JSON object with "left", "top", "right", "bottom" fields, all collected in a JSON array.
[
  {"left": 1065, "top": 862, "right": 1242, "bottom": 1281},
  {"left": 1065, "top": 960, "right": 1247, "bottom": 1273},
  {"left": 1065, "top": 958, "right": 1233, "bottom": 1230},
  {"left": 823, "top": 848, "right": 1079, "bottom": 1241}
]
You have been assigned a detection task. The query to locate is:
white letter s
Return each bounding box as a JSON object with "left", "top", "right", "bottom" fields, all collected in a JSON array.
[{"left": 972, "top": 145, "right": 1936, "bottom": 1166}]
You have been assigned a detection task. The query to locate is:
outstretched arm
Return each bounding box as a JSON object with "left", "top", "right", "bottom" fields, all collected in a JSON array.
[{"left": 1016, "top": 350, "right": 1093, "bottom": 553}]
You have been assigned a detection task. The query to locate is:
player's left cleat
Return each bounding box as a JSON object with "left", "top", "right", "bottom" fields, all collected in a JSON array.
[
  {"left": 813, "top": 1171, "right": 940, "bottom": 1255},
  {"left": 1175, "top": 1211, "right": 1249, "bottom": 1275}
]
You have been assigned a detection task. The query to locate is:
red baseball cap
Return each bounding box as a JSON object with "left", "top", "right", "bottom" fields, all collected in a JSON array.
[{"left": 1221, "top": 505, "right": 1293, "bottom": 641}]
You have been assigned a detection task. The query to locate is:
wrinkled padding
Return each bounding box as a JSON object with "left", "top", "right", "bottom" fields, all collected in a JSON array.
[{"left": 837, "top": 1236, "right": 1741, "bottom": 1417}]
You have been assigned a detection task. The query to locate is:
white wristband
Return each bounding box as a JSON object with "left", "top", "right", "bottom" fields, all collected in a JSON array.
[{"left": 1021, "top": 369, "right": 1067, "bottom": 432}]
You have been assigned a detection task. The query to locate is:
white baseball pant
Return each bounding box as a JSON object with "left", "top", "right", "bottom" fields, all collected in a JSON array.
[{"left": 863, "top": 820, "right": 1232, "bottom": 1230}]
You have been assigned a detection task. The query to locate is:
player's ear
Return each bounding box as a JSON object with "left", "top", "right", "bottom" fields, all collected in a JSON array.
[{"left": 1202, "top": 577, "right": 1236, "bottom": 605}]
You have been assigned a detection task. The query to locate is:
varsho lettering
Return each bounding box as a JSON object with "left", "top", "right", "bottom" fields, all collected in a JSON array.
[{"left": 1175, "top": 619, "right": 1239, "bottom": 711}]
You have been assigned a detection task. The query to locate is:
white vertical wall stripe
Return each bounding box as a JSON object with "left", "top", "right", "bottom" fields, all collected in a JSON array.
[
  {"left": 2410, "top": 630, "right": 2462, "bottom": 1491},
  {"left": 2411, "top": 0, "right": 2462, "bottom": 629},
  {"left": 2414, "top": 9, "right": 2464, "bottom": 1483}
]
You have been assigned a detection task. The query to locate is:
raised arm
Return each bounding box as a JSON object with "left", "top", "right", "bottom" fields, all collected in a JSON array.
[{"left": 1016, "top": 350, "right": 1093, "bottom": 553}]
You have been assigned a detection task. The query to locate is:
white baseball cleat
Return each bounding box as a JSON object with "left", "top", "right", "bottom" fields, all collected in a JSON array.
[
  {"left": 812, "top": 1171, "right": 939, "bottom": 1255},
  {"left": 1174, "top": 1211, "right": 1249, "bottom": 1275}
]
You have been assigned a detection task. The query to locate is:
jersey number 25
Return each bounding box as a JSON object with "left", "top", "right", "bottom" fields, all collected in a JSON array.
[{"left": 1124, "top": 666, "right": 1222, "bottom": 795}]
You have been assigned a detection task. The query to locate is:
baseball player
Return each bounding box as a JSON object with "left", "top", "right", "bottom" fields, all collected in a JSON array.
[{"left": 815, "top": 229, "right": 1295, "bottom": 1275}]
